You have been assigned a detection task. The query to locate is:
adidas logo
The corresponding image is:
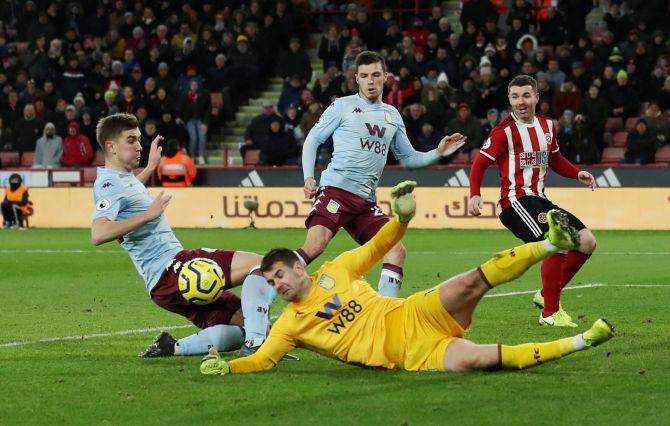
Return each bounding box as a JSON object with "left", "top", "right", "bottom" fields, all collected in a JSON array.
[
  {"left": 240, "top": 170, "right": 264, "bottom": 187},
  {"left": 352, "top": 108, "right": 362, "bottom": 113},
  {"left": 594, "top": 168, "right": 621, "bottom": 187},
  {"left": 444, "top": 169, "right": 470, "bottom": 187}
]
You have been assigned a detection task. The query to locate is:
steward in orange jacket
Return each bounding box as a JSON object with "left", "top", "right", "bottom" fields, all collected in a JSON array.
[
  {"left": 2, "top": 173, "right": 33, "bottom": 229},
  {"left": 157, "top": 139, "right": 198, "bottom": 187}
]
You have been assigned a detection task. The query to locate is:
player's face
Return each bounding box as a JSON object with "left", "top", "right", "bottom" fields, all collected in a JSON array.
[
  {"left": 264, "top": 261, "right": 308, "bottom": 302},
  {"left": 107, "top": 127, "right": 142, "bottom": 171},
  {"left": 508, "top": 84, "right": 538, "bottom": 123},
  {"left": 356, "top": 62, "right": 387, "bottom": 103}
]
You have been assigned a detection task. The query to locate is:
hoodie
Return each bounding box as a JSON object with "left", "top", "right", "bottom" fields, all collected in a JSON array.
[
  {"left": 62, "top": 121, "right": 94, "bottom": 166},
  {"left": 33, "top": 122, "right": 63, "bottom": 168}
]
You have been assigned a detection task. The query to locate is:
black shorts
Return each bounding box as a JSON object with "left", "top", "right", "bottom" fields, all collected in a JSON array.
[{"left": 498, "top": 196, "right": 586, "bottom": 243}]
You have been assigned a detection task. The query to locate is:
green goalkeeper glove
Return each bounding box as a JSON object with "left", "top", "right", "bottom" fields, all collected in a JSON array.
[
  {"left": 390, "top": 180, "right": 417, "bottom": 223},
  {"left": 200, "top": 348, "right": 231, "bottom": 376}
]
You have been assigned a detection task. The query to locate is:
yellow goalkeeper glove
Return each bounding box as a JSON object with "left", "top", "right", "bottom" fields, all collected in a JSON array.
[
  {"left": 200, "top": 347, "right": 231, "bottom": 376},
  {"left": 390, "top": 180, "right": 417, "bottom": 223}
]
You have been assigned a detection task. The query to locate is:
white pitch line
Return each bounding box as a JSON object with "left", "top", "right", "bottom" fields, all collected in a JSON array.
[
  {"left": 0, "top": 324, "right": 194, "bottom": 348},
  {"left": 1, "top": 249, "right": 669, "bottom": 255},
  {"left": 484, "top": 283, "right": 608, "bottom": 298},
  {"left": 1, "top": 283, "right": 667, "bottom": 349}
]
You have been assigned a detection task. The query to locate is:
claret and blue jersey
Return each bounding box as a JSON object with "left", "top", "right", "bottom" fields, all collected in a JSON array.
[
  {"left": 303, "top": 94, "right": 440, "bottom": 202},
  {"left": 92, "top": 167, "right": 183, "bottom": 293}
]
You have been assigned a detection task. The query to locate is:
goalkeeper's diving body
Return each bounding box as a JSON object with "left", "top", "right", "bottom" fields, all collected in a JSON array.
[{"left": 201, "top": 181, "right": 614, "bottom": 375}]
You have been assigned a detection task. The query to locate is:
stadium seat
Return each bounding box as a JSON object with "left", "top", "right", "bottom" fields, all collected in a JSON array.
[
  {"left": 83, "top": 167, "right": 97, "bottom": 185},
  {"left": 20, "top": 152, "right": 34, "bottom": 167},
  {"left": 0, "top": 151, "right": 20, "bottom": 167},
  {"left": 450, "top": 151, "right": 470, "bottom": 165},
  {"left": 601, "top": 147, "right": 626, "bottom": 163},
  {"left": 655, "top": 146, "right": 670, "bottom": 163},
  {"left": 612, "top": 131, "right": 628, "bottom": 147},
  {"left": 243, "top": 149, "right": 260, "bottom": 165},
  {"left": 624, "top": 117, "right": 638, "bottom": 132},
  {"left": 603, "top": 132, "right": 613, "bottom": 147},
  {"left": 605, "top": 117, "right": 623, "bottom": 133},
  {"left": 92, "top": 150, "right": 105, "bottom": 166}
]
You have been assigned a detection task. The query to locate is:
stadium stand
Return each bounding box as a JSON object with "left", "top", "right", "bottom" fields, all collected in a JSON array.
[{"left": 0, "top": 1, "right": 668, "bottom": 181}]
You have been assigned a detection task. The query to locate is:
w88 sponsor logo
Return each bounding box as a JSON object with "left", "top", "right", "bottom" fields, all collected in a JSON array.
[{"left": 360, "top": 138, "right": 387, "bottom": 155}]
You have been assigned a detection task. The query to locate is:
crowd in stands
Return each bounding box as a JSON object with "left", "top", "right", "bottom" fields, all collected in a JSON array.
[
  {"left": 1, "top": 0, "right": 669, "bottom": 174},
  {"left": 0, "top": 0, "right": 298, "bottom": 171}
]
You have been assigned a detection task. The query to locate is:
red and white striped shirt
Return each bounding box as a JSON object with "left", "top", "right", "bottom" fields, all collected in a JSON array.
[{"left": 472, "top": 113, "right": 580, "bottom": 212}]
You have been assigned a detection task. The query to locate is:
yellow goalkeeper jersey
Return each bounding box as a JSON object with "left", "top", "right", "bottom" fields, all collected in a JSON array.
[{"left": 229, "top": 218, "right": 408, "bottom": 373}]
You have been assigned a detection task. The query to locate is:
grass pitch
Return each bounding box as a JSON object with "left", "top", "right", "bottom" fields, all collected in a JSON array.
[{"left": 0, "top": 228, "right": 668, "bottom": 425}]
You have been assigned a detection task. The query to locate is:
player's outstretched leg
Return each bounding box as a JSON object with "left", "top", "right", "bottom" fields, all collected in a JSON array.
[{"left": 442, "top": 319, "right": 615, "bottom": 372}]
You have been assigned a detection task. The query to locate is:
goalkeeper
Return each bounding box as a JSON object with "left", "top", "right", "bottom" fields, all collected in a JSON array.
[{"left": 202, "top": 181, "right": 615, "bottom": 374}]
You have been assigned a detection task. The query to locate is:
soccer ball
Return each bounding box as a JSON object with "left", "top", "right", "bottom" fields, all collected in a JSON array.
[{"left": 178, "top": 258, "right": 225, "bottom": 305}]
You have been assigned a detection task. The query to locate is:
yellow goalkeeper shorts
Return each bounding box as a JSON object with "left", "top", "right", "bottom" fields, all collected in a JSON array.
[{"left": 385, "top": 285, "right": 467, "bottom": 371}]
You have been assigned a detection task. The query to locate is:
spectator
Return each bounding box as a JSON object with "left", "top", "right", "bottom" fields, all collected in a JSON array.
[
  {"left": 609, "top": 70, "right": 639, "bottom": 119},
  {"left": 157, "top": 108, "right": 188, "bottom": 148},
  {"left": 557, "top": 0, "right": 593, "bottom": 45},
  {"left": 13, "top": 104, "right": 44, "bottom": 154},
  {"left": 415, "top": 122, "right": 445, "bottom": 153},
  {"left": 242, "top": 101, "right": 282, "bottom": 159},
  {"left": 403, "top": 103, "right": 426, "bottom": 146},
  {"left": 552, "top": 77, "right": 582, "bottom": 116},
  {"left": 460, "top": 0, "right": 498, "bottom": 30},
  {"left": 283, "top": 104, "right": 305, "bottom": 147},
  {"left": 405, "top": 17, "right": 430, "bottom": 48},
  {"left": 33, "top": 122, "right": 62, "bottom": 168},
  {"left": 278, "top": 75, "right": 304, "bottom": 116},
  {"left": 2, "top": 173, "right": 33, "bottom": 230},
  {"left": 299, "top": 101, "right": 323, "bottom": 139},
  {"left": 644, "top": 102, "right": 669, "bottom": 147},
  {"left": 317, "top": 24, "right": 346, "bottom": 72},
  {"left": 172, "top": 22, "right": 198, "bottom": 52},
  {"left": 277, "top": 37, "right": 312, "bottom": 86},
  {"left": 157, "top": 139, "right": 198, "bottom": 187},
  {"left": 62, "top": 121, "right": 93, "bottom": 167},
  {"left": 178, "top": 79, "right": 210, "bottom": 165},
  {"left": 537, "top": 59, "right": 566, "bottom": 90},
  {"left": 537, "top": 7, "right": 565, "bottom": 47},
  {"left": 624, "top": 118, "right": 656, "bottom": 164},
  {"left": 260, "top": 117, "right": 297, "bottom": 166},
  {"left": 312, "top": 72, "right": 339, "bottom": 106},
  {"left": 119, "top": 86, "right": 137, "bottom": 114},
  {"left": 582, "top": 85, "right": 610, "bottom": 153},
  {"left": 447, "top": 103, "right": 482, "bottom": 153},
  {"left": 482, "top": 108, "right": 500, "bottom": 138},
  {"left": 0, "top": 117, "right": 15, "bottom": 151},
  {"left": 603, "top": 3, "right": 633, "bottom": 43}
]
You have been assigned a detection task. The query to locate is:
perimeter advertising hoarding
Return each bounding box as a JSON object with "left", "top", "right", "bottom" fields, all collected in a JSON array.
[{"left": 28, "top": 187, "right": 670, "bottom": 230}]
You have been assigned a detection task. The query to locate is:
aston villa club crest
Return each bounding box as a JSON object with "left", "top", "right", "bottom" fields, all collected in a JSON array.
[
  {"left": 318, "top": 274, "right": 335, "bottom": 290},
  {"left": 385, "top": 112, "right": 393, "bottom": 123},
  {"left": 326, "top": 199, "right": 340, "bottom": 214}
]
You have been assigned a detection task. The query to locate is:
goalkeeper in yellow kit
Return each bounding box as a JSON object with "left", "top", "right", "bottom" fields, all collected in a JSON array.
[{"left": 201, "top": 181, "right": 614, "bottom": 375}]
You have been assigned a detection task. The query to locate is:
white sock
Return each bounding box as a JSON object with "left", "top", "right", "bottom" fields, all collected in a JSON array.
[
  {"left": 241, "top": 268, "right": 274, "bottom": 342},
  {"left": 294, "top": 250, "right": 307, "bottom": 266},
  {"left": 175, "top": 324, "right": 244, "bottom": 355},
  {"left": 378, "top": 268, "right": 402, "bottom": 298},
  {"left": 542, "top": 239, "right": 559, "bottom": 253},
  {"left": 573, "top": 333, "right": 587, "bottom": 351}
]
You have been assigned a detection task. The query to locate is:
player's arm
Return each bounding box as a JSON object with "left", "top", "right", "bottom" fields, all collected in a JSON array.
[
  {"left": 548, "top": 128, "right": 595, "bottom": 190},
  {"left": 468, "top": 132, "right": 505, "bottom": 215},
  {"left": 331, "top": 181, "right": 415, "bottom": 276},
  {"left": 91, "top": 191, "right": 171, "bottom": 245},
  {"left": 302, "top": 100, "right": 342, "bottom": 198},
  {"left": 201, "top": 317, "right": 296, "bottom": 375},
  {"left": 135, "top": 135, "right": 163, "bottom": 185},
  {"left": 390, "top": 110, "right": 466, "bottom": 169}
]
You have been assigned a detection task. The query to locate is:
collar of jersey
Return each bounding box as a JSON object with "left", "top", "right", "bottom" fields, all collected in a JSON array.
[
  {"left": 356, "top": 92, "right": 383, "bottom": 106},
  {"left": 98, "top": 166, "right": 133, "bottom": 177},
  {"left": 511, "top": 111, "right": 536, "bottom": 128}
]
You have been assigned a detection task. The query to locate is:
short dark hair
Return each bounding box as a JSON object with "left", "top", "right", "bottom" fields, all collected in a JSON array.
[
  {"left": 260, "top": 248, "right": 299, "bottom": 273},
  {"left": 96, "top": 113, "right": 139, "bottom": 149},
  {"left": 508, "top": 74, "right": 537, "bottom": 93},
  {"left": 354, "top": 50, "right": 387, "bottom": 73}
]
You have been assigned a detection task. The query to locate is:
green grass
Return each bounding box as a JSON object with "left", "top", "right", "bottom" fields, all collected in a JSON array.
[{"left": 1, "top": 228, "right": 669, "bottom": 425}]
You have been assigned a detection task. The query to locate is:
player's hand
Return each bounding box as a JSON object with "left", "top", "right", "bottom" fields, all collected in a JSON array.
[
  {"left": 146, "top": 135, "right": 164, "bottom": 171},
  {"left": 578, "top": 171, "right": 596, "bottom": 191},
  {"left": 391, "top": 180, "right": 416, "bottom": 223},
  {"left": 200, "top": 348, "right": 231, "bottom": 376},
  {"left": 437, "top": 133, "right": 467, "bottom": 157},
  {"left": 304, "top": 177, "right": 318, "bottom": 199},
  {"left": 145, "top": 190, "right": 171, "bottom": 221},
  {"left": 468, "top": 195, "right": 483, "bottom": 216}
]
